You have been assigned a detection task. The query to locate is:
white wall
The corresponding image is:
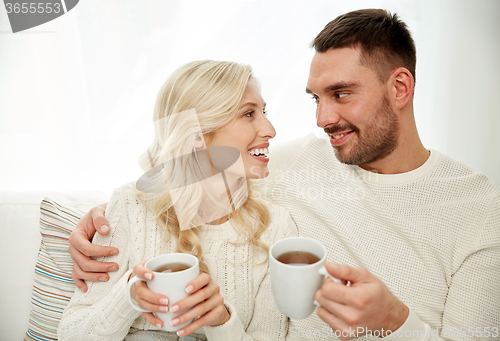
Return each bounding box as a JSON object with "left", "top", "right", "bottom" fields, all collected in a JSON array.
[{"left": 1, "top": 0, "right": 499, "bottom": 194}]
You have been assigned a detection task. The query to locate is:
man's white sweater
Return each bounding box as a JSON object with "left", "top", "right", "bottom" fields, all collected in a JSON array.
[{"left": 262, "top": 134, "right": 500, "bottom": 341}]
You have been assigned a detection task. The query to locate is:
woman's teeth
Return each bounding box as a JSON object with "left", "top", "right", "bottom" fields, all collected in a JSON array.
[{"left": 248, "top": 148, "right": 269, "bottom": 157}]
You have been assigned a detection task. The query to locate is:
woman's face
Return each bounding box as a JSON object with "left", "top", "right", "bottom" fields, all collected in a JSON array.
[{"left": 210, "top": 82, "right": 276, "bottom": 179}]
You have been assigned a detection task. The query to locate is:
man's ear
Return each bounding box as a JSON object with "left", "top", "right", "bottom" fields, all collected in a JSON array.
[{"left": 390, "top": 67, "right": 414, "bottom": 109}]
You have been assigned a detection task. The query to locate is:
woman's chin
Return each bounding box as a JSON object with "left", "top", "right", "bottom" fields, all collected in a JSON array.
[{"left": 245, "top": 166, "right": 269, "bottom": 180}]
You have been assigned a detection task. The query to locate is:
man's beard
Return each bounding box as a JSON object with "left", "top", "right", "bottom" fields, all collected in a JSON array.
[{"left": 325, "top": 95, "right": 399, "bottom": 166}]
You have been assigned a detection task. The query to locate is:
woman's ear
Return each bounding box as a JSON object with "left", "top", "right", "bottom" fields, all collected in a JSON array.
[
  {"left": 194, "top": 133, "right": 206, "bottom": 150},
  {"left": 390, "top": 67, "right": 414, "bottom": 110}
]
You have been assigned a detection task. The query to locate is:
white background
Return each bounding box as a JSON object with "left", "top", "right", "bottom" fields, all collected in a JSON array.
[{"left": 1, "top": 0, "right": 499, "bottom": 195}]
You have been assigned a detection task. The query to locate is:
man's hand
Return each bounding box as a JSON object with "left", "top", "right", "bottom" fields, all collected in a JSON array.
[
  {"left": 68, "top": 203, "right": 119, "bottom": 292},
  {"left": 315, "top": 263, "right": 409, "bottom": 340}
]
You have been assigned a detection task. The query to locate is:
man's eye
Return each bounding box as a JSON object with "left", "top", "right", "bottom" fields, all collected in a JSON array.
[
  {"left": 336, "top": 93, "right": 348, "bottom": 99},
  {"left": 311, "top": 95, "right": 319, "bottom": 104},
  {"left": 263, "top": 110, "right": 268, "bottom": 117}
]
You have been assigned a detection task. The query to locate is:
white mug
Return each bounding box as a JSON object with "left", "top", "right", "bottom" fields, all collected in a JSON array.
[
  {"left": 269, "top": 237, "right": 341, "bottom": 320},
  {"left": 127, "top": 253, "right": 199, "bottom": 332}
]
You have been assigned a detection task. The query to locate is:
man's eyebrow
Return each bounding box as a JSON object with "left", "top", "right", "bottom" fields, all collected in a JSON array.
[
  {"left": 306, "top": 82, "right": 357, "bottom": 95},
  {"left": 324, "top": 82, "right": 356, "bottom": 93}
]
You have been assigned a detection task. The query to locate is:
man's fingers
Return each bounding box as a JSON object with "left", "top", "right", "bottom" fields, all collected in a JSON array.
[
  {"left": 87, "top": 204, "right": 109, "bottom": 235},
  {"left": 316, "top": 306, "right": 351, "bottom": 341},
  {"left": 325, "top": 263, "right": 372, "bottom": 284},
  {"left": 91, "top": 211, "right": 110, "bottom": 236},
  {"left": 68, "top": 233, "right": 118, "bottom": 258},
  {"left": 68, "top": 245, "right": 118, "bottom": 272},
  {"left": 71, "top": 270, "right": 88, "bottom": 292},
  {"left": 72, "top": 259, "right": 111, "bottom": 282}
]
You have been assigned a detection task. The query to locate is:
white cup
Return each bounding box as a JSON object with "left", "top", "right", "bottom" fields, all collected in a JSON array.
[
  {"left": 127, "top": 253, "right": 199, "bottom": 332},
  {"left": 269, "top": 237, "right": 341, "bottom": 320}
]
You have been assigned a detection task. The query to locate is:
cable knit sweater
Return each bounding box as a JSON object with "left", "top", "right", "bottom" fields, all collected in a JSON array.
[
  {"left": 58, "top": 182, "right": 298, "bottom": 340},
  {"left": 261, "top": 134, "right": 500, "bottom": 341}
]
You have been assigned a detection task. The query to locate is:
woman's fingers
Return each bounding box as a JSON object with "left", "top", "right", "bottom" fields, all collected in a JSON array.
[
  {"left": 176, "top": 303, "right": 228, "bottom": 337},
  {"left": 133, "top": 261, "right": 153, "bottom": 281},
  {"left": 142, "top": 312, "right": 164, "bottom": 329},
  {"left": 134, "top": 282, "right": 169, "bottom": 312},
  {"left": 171, "top": 275, "right": 217, "bottom": 313},
  {"left": 183, "top": 273, "right": 211, "bottom": 295},
  {"left": 169, "top": 275, "right": 230, "bottom": 336},
  {"left": 171, "top": 293, "right": 224, "bottom": 327}
]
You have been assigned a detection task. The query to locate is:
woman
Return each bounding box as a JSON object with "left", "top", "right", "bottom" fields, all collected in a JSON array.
[{"left": 58, "top": 60, "right": 297, "bottom": 340}]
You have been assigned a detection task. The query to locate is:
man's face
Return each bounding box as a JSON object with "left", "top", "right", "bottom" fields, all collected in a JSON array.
[{"left": 306, "top": 47, "right": 399, "bottom": 166}]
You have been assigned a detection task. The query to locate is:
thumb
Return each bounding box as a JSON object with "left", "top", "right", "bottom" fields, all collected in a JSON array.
[{"left": 325, "top": 263, "right": 372, "bottom": 284}]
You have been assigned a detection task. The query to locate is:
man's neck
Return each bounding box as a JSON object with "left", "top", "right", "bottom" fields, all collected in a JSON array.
[
  {"left": 359, "top": 147, "right": 430, "bottom": 174},
  {"left": 359, "top": 133, "right": 429, "bottom": 175}
]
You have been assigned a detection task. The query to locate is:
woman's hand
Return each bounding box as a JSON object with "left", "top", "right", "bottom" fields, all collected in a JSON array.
[
  {"left": 170, "top": 273, "right": 230, "bottom": 337},
  {"left": 129, "top": 261, "right": 169, "bottom": 328}
]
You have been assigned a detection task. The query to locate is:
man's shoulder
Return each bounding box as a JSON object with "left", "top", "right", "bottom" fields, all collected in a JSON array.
[{"left": 434, "top": 151, "right": 500, "bottom": 196}]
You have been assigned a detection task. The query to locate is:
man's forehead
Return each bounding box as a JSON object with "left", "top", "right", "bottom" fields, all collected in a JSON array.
[{"left": 307, "top": 48, "right": 370, "bottom": 90}]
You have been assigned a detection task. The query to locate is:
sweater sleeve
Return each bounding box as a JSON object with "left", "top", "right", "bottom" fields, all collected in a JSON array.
[
  {"left": 384, "top": 196, "right": 500, "bottom": 341},
  {"left": 202, "top": 207, "right": 298, "bottom": 340},
  {"left": 58, "top": 187, "right": 141, "bottom": 340}
]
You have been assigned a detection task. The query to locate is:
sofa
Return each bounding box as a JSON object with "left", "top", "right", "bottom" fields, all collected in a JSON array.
[{"left": 0, "top": 191, "right": 109, "bottom": 340}]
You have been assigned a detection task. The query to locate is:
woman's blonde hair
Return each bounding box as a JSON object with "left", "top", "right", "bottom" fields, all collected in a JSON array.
[{"left": 138, "top": 60, "right": 270, "bottom": 273}]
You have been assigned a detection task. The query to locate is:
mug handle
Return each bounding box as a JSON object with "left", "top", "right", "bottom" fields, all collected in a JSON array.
[
  {"left": 319, "top": 265, "right": 342, "bottom": 284},
  {"left": 314, "top": 266, "right": 342, "bottom": 307},
  {"left": 127, "top": 276, "right": 151, "bottom": 312}
]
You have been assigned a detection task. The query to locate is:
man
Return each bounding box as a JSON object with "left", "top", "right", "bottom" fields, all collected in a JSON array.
[{"left": 69, "top": 9, "right": 500, "bottom": 340}]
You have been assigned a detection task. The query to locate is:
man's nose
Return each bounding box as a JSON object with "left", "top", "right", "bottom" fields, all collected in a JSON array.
[{"left": 316, "top": 102, "right": 341, "bottom": 129}]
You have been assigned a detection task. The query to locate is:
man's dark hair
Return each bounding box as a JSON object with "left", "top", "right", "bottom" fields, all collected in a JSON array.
[{"left": 312, "top": 9, "right": 416, "bottom": 84}]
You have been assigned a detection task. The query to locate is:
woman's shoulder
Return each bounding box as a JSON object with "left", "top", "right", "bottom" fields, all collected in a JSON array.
[
  {"left": 105, "top": 182, "right": 146, "bottom": 218},
  {"left": 262, "top": 203, "right": 298, "bottom": 243},
  {"left": 266, "top": 203, "right": 291, "bottom": 221}
]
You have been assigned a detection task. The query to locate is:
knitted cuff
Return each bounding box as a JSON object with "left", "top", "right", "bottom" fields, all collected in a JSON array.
[
  {"left": 381, "top": 308, "right": 431, "bottom": 340},
  {"left": 202, "top": 300, "right": 246, "bottom": 341}
]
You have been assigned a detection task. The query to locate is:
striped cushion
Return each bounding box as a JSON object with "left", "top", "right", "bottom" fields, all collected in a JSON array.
[{"left": 24, "top": 198, "right": 84, "bottom": 341}]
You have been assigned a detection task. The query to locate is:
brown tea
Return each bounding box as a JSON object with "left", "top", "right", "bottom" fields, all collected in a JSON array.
[
  {"left": 153, "top": 262, "right": 191, "bottom": 273},
  {"left": 276, "top": 251, "right": 320, "bottom": 265}
]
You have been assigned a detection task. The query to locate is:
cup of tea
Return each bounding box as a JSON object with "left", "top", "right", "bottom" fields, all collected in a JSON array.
[
  {"left": 127, "top": 253, "right": 199, "bottom": 331},
  {"left": 269, "top": 237, "right": 341, "bottom": 320}
]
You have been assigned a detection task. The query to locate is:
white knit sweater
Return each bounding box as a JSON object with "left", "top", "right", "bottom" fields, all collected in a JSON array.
[
  {"left": 58, "top": 182, "right": 298, "bottom": 340},
  {"left": 261, "top": 134, "right": 500, "bottom": 341}
]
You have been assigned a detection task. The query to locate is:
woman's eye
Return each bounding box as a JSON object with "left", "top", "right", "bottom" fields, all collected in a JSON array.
[
  {"left": 263, "top": 110, "right": 268, "bottom": 117},
  {"left": 244, "top": 111, "right": 254, "bottom": 117},
  {"left": 336, "top": 93, "right": 348, "bottom": 99}
]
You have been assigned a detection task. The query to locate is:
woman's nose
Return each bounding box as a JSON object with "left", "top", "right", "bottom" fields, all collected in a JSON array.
[{"left": 260, "top": 116, "right": 276, "bottom": 139}]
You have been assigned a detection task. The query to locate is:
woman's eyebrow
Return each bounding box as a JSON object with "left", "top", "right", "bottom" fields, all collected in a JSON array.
[{"left": 239, "top": 102, "right": 259, "bottom": 109}]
